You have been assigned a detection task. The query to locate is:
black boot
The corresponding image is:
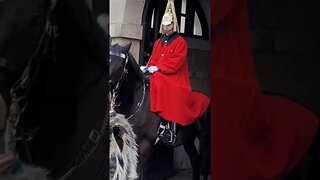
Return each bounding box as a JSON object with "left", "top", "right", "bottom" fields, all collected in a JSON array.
[{"left": 158, "top": 120, "right": 177, "bottom": 145}]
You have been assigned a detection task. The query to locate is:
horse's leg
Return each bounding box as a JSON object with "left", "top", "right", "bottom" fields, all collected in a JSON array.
[
  {"left": 198, "top": 107, "right": 211, "bottom": 180},
  {"left": 200, "top": 133, "right": 210, "bottom": 179},
  {"left": 183, "top": 139, "right": 200, "bottom": 180},
  {"left": 139, "top": 139, "right": 154, "bottom": 180},
  {"left": 199, "top": 141, "right": 209, "bottom": 180},
  {"left": 0, "top": 68, "right": 13, "bottom": 153}
]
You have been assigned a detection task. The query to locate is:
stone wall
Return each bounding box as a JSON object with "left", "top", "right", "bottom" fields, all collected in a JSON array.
[
  {"left": 173, "top": 37, "right": 210, "bottom": 170},
  {"left": 249, "top": 0, "right": 320, "bottom": 116}
]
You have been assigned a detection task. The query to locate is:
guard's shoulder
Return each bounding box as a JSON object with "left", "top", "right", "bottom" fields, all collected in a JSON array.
[{"left": 175, "top": 36, "right": 187, "bottom": 45}]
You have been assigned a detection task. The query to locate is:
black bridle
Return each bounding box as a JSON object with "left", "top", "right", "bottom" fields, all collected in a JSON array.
[
  {"left": 109, "top": 50, "right": 147, "bottom": 120},
  {"left": 109, "top": 50, "right": 129, "bottom": 115},
  {"left": 109, "top": 50, "right": 129, "bottom": 95},
  {"left": 7, "top": 0, "right": 60, "bottom": 158},
  {"left": 4, "top": 1, "right": 108, "bottom": 179}
]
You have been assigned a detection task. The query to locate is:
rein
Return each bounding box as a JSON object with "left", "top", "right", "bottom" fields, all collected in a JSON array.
[
  {"left": 58, "top": 115, "right": 107, "bottom": 180},
  {"left": 124, "top": 81, "right": 147, "bottom": 120}
]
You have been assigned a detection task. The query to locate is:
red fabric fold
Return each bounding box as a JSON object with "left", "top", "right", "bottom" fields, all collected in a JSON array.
[
  {"left": 148, "top": 36, "right": 210, "bottom": 125},
  {"left": 211, "top": 0, "right": 319, "bottom": 179}
]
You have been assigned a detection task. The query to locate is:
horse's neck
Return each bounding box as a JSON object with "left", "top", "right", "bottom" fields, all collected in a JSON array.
[{"left": 117, "top": 66, "right": 147, "bottom": 115}]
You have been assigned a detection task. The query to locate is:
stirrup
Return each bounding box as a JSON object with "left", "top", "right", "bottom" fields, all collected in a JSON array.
[
  {"left": 154, "top": 122, "right": 166, "bottom": 145},
  {"left": 155, "top": 120, "right": 177, "bottom": 145},
  {"left": 158, "top": 128, "right": 176, "bottom": 145},
  {"left": 158, "top": 122, "right": 176, "bottom": 145}
]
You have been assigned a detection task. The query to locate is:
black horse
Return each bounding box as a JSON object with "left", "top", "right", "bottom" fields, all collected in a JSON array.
[
  {"left": 0, "top": 0, "right": 108, "bottom": 179},
  {"left": 109, "top": 43, "right": 210, "bottom": 180}
]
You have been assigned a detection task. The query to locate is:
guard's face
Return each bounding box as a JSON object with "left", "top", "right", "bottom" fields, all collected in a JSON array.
[{"left": 163, "top": 23, "right": 174, "bottom": 35}]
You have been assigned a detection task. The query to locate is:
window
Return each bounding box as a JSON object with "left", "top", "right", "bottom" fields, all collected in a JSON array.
[
  {"left": 193, "top": 12, "right": 202, "bottom": 36},
  {"left": 180, "top": 0, "right": 186, "bottom": 33},
  {"left": 151, "top": 8, "right": 155, "bottom": 28},
  {"left": 147, "top": 0, "right": 208, "bottom": 38}
]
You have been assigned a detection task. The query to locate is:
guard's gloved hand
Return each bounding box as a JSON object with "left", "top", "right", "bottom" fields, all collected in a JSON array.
[
  {"left": 147, "top": 66, "right": 159, "bottom": 74},
  {"left": 140, "top": 66, "right": 148, "bottom": 73}
]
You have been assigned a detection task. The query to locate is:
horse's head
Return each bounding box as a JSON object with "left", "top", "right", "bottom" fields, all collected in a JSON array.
[
  {"left": 109, "top": 42, "right": 132, "bottom": 90},
  {"left": 0, "top": 0, "right": 53, "bottom": 76},
  {"left": 1, "top": 1, "right": 110, "bottom": 179}
]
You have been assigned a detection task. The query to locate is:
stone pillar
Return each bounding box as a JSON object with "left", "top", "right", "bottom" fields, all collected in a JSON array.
[{"left": 110, "top": 0, "right": 145, "bottom": 63}]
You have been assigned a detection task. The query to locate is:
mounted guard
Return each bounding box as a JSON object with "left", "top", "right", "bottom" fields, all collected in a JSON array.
[{"left": 141, "top": 0, "right": 210, "bottom": 144}]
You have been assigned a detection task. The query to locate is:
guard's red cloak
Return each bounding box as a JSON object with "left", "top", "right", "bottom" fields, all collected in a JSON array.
[
  {"left": 212, "top": 0, "right": 319, "bottom": 179},
  {"left": 147, "top": 35, "right": 210, "bottom": 126}
]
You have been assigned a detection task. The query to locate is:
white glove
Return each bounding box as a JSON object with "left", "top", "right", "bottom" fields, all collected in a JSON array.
[
  {"left": 140, "top": 66, "right": 148, "bottom": 73},
  {"left": 147, "top": 66, "right": 159, "bottom": 74}
]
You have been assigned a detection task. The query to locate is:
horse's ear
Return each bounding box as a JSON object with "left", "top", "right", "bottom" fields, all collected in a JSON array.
[{"left": 123, "top": 42, "right": 132, "bottom": 53}]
